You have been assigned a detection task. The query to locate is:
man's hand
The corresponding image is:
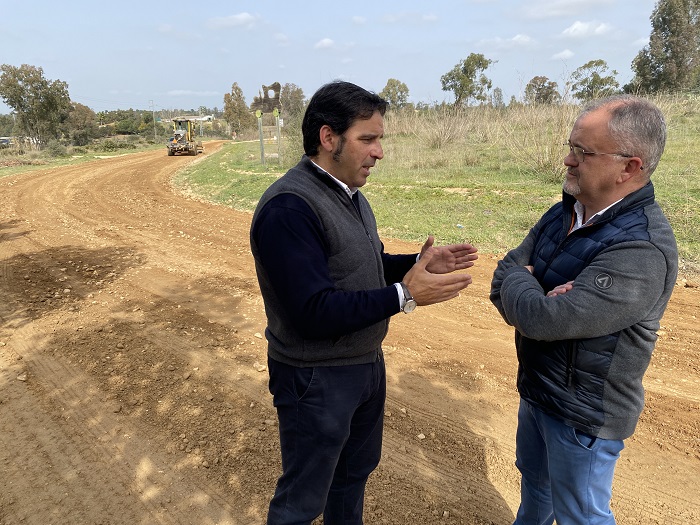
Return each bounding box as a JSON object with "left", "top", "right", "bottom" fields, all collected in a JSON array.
[
  {"left": 524, "top": 265, "right": 573, "bottom": 297},
  {"left": 419, "top": 235, "right": 478, "bottom": 274},
  {"left": 546, "top": 281, "right": 574, "bottom": 297},
  {"left": 403, "top": 248, "right": 472, "bottom": 306}
]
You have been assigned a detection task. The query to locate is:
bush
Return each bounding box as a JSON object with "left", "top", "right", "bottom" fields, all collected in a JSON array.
[
  {"left": 71, "top": 129, "right": 90, "bottom": 146},
  {"left": 45, "top": 140, "right": 69, "bottom": 157},
  {"left": 100, "top": 139, "right": 120, "bottom": 151}
]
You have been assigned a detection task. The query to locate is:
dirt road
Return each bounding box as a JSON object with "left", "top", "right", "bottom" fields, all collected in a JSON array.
[{"left": 1, "top": 143, "right": 698, "bottom": 524}]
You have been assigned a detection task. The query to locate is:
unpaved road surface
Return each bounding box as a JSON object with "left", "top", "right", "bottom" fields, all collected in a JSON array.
[{"left": 1, "top": 143, "right": 698, "bottom": 524}]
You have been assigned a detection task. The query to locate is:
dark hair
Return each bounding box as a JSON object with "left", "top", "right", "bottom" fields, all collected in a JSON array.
[{"left": 302, "top": 80, "right": 387, "bottom": 156}]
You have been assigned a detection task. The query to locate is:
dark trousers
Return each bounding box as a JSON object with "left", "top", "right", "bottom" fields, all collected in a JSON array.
[{"left": 266, "top": 354, "right": 386, "bottom": 525}]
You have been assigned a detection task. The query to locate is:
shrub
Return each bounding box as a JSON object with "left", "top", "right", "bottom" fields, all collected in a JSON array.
[{"left": 45, "top": 140, "right": 69, "bottom": 157}]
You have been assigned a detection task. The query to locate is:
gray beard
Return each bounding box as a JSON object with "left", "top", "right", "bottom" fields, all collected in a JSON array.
[{"left": 563, "top": 179, "right": 580, "bottom": 197}]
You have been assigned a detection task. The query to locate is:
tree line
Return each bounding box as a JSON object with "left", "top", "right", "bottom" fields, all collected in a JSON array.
[
  {"left": 394, "top": 0, "right": 700, "bottom": 108},
  {"left": 0, "top": 66, "right": 232, "bottom": 150},
  {"left": 1, "top": 0, "right": 698, "bottom": 150}
]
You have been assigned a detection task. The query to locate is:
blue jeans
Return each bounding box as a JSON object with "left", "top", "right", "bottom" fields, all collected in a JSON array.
[
  {"left": 514, "top": 399, "right": 625, "bottom": 525},
  {"left": 266, "top": 355, "right": 386, "bottom": 525}
]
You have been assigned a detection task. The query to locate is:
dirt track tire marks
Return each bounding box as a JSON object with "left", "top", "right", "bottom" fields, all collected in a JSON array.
[{"left": 4, "top": 320, "right": 249, "bottom": 525}]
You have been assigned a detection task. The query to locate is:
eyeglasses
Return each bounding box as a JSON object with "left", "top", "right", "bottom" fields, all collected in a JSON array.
[{"left": 564, "top": 141, "right": 633, "bottom": 164}]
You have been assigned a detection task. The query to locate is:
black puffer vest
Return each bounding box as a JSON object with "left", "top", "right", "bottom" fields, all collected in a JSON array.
[{"left": 519, "top": 183, "right": 657, "bottom": 436}]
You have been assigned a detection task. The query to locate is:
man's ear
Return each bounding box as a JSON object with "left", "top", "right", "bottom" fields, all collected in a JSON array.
[
  {"left": 618, "top": 156, "right": 645, "bottom": 183},
  {"left": 319, "top": 125, "right": 336, "bottom": 153}
]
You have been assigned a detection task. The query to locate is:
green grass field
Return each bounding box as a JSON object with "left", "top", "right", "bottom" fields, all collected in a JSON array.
[{"left": 173, "top": 98, "right": 700, "bottom": 276}]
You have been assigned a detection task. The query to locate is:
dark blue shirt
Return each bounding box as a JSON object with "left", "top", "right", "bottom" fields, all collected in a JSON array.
[{"left": 251, "top": 192, "right": 415, "bottom": 340}]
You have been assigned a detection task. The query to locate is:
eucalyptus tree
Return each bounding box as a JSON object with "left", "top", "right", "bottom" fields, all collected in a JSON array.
[
  {"left": 440, "top": 53, "right": 494, "bottom": 107},
  {"left": 223, "top": 82, "right": 255, "bottom": 135},
  {"left": 0, "top": 64, "right": 71, "bottom": 147},
  {"left": 380, "top": 78, "right": 410, "bottom": 109},
  {"left": 280, "top": 83, "right": 305, "bottom": 118},
  {"left": 629, "top": 0, "right": 700, "bottom": 93},
  {"left": 568, "top": 60, "right": 620, "bottom": 101},
  {"left": 524, "top": 76, "right": 561, "bottom": 105}
]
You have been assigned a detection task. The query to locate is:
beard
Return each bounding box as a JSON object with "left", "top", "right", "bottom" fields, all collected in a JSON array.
[
  {"left": 332, "top": 135, "right": 346, "bottom": 163},
  {"left": 563, "top": 175, "right": 580, "bottom": 197}
]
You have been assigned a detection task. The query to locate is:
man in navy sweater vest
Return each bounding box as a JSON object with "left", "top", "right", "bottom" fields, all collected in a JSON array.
[
  {"left": 491, "top": 95, "right": 678, "bottom": 524},
  {"left": 250, "top": 80, "right": 478, "bottom": 525}
]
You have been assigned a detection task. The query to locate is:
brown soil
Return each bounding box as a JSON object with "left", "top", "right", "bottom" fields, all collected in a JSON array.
[{"left": 1, "top": 142, "right": 698, "bottom": 524}]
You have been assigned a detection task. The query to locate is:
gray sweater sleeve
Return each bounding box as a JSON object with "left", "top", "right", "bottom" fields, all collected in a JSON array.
[
  {"left": 490, "top": 227, "right": 537, "bottom": 325},
  {"left": 495, "top": 240, "right": 669, "bottom": 341}
]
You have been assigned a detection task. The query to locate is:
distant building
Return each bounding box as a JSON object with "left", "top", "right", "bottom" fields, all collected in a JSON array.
[{"left": 162, "top": 115, "right": 214, "bottom": 123}]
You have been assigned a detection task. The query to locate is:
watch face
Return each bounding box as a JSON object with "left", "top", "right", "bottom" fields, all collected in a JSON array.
[{"left": 403, "top": 299, "right": 417, "bottom": 313}]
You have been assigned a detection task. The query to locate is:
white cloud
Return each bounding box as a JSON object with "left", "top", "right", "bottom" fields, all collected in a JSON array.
[
  {"left": 352, "top": 16, "right": 367, "bottom": 25},
  {"left": 478, "top": 34, "right": 534, "bottom": 50},
  {"left": 562, "top": 21, "right": 613, "bottom": 38},
  {"left": 314, "top": 38, "right": 335, "bottom": 50},
  {"left": 207, "top": 12, "right": 259, "bottom": 29},
  {"left": 552, "top": 49, "right": 574, "bottom": 60},
  {"left": 512, "top": 34, "right": 533, "bottom": 45}
]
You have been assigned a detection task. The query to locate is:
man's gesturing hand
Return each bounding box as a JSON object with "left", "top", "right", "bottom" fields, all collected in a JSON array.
[
  {"left": 419, "top": 235, "right": 478, "bottom": 274},
  {"left": 402, "top": 247, "right": 473, "bottom": 306}
]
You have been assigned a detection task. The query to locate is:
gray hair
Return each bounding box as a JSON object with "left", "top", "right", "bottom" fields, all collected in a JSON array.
[{"left": 580, "top": 95, "right": 666, "bottom": 176}]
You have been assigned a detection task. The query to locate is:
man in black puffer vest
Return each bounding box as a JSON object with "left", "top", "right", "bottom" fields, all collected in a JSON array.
[
  {"left": 491, "top": 95, "right": 678, "bottom": 525},
  {"left": 251, "top": 81, "right": 478, "bottom": 525}
]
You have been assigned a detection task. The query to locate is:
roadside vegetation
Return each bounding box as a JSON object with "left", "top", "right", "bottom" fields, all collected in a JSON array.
[
  {"left": 172, "top": 96, "right": 700, "bottom": 278},
  {"left": 0, "top": 135, "right": 167, "bottom": 175}
]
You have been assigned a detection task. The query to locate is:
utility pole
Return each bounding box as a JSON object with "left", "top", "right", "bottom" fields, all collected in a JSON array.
[{"left": 150, "top": 100, "right": 157, "bottom": 142}]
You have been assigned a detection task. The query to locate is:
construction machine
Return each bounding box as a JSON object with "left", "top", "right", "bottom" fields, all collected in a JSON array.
[{"left": 167, "top": 118, "right": 203, "bottom": 156}]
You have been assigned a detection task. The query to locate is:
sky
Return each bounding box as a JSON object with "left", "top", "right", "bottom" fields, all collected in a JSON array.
[{"left": 1, "top": 0, "right": 659, "bottom": 115}]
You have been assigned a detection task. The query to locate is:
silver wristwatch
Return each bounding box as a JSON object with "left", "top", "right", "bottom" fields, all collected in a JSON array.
[{"left": 400, "top": 282, "right": 417, "bottom": 313}]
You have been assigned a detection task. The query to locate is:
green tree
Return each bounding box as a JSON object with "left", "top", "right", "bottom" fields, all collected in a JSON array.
[
  {"left": 568, "top": 60, "right": 620, "bottom": 101},
  {"left": 280, "top": 83, "right": 305, "bottom": 118},
  {"left": 0, "top": 64, "right": 71, "bottom": 147},
  {"left": 440, "top": 53, "right": 494, "bottom": 106},
  {"left": 138, "top": 110, "right": 159, "bottom": 137},
  {"left": 628, "top": 0, "right": 700, "bottom": 93},
  {"left": 380, "top": 78, "right": 410, "bottom": 109},
  {"left": 524, "top": 76, "right": 561, "bottom": 104},
  {"left": 64, "top": 102, "right": 98, "bottom": 146},
  {"left": 0, "top": 113, "right": 14, "bottom": 136},
  {"left": 223, "top": 82, "right": 255, "bottom": 135},
  {"left": 102, "top": 108, "right": 141, "bottom": 135},
  {"left": 491, "top": 87, "right": 505, "bottom": 108}
]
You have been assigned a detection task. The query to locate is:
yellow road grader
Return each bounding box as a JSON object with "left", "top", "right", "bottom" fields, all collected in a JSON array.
[{"left": 167, "top": 118, "right": 203, "bottom": 156}]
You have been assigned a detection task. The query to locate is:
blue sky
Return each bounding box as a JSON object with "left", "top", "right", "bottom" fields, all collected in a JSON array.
[{"left": 1, "top": 0, "right": 658, "bottom": 114}]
